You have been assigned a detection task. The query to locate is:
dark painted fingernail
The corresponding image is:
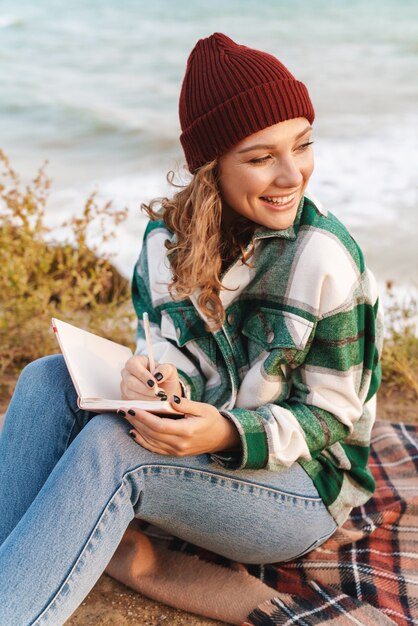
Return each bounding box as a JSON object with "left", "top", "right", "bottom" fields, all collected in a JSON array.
[
  {"left": 128, "top": 409, "right": 136, "bottom": 416},
  {"left": 173, "top": 395, "right": 181, "bottom": 404},
  {"left": 156, "top": 390, "right": 166, "bottom": 397},
  {"left": 129, "top": 431, "right": 136, "bottom": 439},
  {"left": 159, "top": 395, "right": 168, "bottom": 401},
  {"left": 147, "top": 379, "right": 155, "bottom": 387},
  {"left": 118, "top": 410, "right": 126, "bottom": 417},
  {"left": 155, "top": 372, "right": 163, "bottom": 381}
]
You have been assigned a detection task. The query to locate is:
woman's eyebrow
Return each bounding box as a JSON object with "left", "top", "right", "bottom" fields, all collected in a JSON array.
[{"left": 237, "top": 126, "right": 313, "bottom": 154}]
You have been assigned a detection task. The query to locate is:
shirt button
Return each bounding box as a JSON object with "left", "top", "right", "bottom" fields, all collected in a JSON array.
[
  {"left": 267, "top": 331, "right": 275, "bottom": 344},
  {"left": 176, "top": 327, "right": 181, "bottom": 339},
  {"left": 227, "top": 313, "right": 235, "bottom": 326}
]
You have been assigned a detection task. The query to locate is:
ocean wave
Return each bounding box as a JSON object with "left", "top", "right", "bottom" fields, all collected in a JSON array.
[
  {"left": 311, "top": 115, "right": 418, "bottom": 227},
  {"left": 20, "top": 96, "right": 180, "bottom": 142}
]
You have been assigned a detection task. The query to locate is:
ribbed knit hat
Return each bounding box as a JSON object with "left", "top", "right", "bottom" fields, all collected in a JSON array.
[{"left": 179, "top": 33, "right": 315, "bottom": 173}]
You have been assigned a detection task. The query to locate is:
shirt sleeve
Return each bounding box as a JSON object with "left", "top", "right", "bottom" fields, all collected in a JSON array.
[{"left": 131, "top": 223, "right": 206, "bottom": 401}]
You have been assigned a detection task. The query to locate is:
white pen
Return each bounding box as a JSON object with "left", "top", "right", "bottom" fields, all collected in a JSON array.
[
  {"left": 142, "top": 312, "right": 165, "bottom": 399},
  {"left": 142, "top": 312, "right": 156, "bottom": 374}
]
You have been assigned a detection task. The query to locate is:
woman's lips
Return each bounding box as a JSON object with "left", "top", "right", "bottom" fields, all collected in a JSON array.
[{"left": 260, "top": 193, "right": 298, "bottom": 210}]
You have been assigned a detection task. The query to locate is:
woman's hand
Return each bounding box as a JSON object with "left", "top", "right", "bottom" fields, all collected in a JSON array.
[
  {"left": 120, "top": 355, "right": 182, "bottom": 402},
  {"left": 121, "top": 396, "right": 241, "bottom": 456}
]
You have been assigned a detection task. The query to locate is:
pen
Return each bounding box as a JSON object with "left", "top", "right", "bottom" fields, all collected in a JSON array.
[
  {"left": 143, "top": 311, "right": 166, "bottom": 407},
  {"left": 143, "top": 312, "right": 156, "bottom": 373}
]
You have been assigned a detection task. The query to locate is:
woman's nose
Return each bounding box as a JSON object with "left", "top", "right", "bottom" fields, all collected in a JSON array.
[{"left": 273, "top": 157, "right": 303, "bottom": 188}]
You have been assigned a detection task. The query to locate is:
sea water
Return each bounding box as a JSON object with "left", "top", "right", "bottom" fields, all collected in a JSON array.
[{"left": 0, "top": 0, "right": 417, "bottom": 287}]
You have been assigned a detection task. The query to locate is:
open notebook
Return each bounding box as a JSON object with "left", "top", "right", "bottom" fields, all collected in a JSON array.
[{"left": 52, "top": 318, "right": 179, "bottom": 415}]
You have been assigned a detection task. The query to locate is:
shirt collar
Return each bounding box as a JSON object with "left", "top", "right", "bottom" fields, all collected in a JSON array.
[{"left": 252, "top": 196, "right": 305, "bottom": 242}]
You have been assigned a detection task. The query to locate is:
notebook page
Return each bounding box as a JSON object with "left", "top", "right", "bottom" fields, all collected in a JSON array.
[{"left": 52, "top": 318, "right": 133, "bottom": 401}]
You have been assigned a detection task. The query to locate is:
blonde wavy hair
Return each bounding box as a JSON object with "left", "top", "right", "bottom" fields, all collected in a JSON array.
[{"left": 141, "top": 160, "right": 256, "bottom": 331}]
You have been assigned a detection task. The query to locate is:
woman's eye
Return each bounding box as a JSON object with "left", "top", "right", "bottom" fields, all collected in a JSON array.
[
  {"left": 296, "top": 141, "right": 314, "bottom": 151},
  {"left": 249, "top": 155, "right": 271, "bottom": 164}
]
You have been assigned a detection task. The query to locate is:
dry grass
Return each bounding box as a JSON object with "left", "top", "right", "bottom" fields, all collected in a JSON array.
[
  {"left": 0, "top": 151, "right": 136, "bottom": 399},
  {"left": 380, "top": 281, "right": 418, "bottom": 403}
]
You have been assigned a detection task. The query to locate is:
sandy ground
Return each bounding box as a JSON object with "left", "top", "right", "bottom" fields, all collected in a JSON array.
[
  {"left": 66, "top": 575, "right": 225, "bottom": 626},
  {"left": 1, "top": 387, "right": 417, "bottom": 626}
]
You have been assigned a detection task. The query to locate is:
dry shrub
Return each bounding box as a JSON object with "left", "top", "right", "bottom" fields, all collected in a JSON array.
[
  {"left": 381, "top": 281, "right": 418, "bottom": 398},
  {"left": 0, "top": 151, "right": 136, "bottom": 397}
]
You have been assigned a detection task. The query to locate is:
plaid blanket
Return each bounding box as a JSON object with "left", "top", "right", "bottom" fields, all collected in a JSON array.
[{"left": 165, "top": 420, "right": 418, "bottom": 626}]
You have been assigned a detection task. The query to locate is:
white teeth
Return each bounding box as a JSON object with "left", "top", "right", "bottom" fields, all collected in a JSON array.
[{"left": 262, "top": 194, "right": 295, "bottom": 205}]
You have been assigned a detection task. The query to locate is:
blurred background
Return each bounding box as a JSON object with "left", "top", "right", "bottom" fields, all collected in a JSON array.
[{"left": 1, "top": 0, "right": 417, "bottom": 289}]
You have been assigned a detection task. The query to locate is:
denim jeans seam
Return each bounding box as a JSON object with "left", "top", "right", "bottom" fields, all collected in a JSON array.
[
  {"left": 64, "top": 410, "right": 89, "bottom": 448},
  {"left": 282, "top": 522, "right": 337, "bottom": 561},
  {"left": 31, "top": 479, "right": 131, "bottom": 625},
  {"left": 126, "top": 463, "right": 323, "bottom": 503}
]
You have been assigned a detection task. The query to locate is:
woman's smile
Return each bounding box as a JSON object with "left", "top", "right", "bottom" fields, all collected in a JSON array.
[{"left": 259, "top": 192, "right": 299, "bottom": 211}]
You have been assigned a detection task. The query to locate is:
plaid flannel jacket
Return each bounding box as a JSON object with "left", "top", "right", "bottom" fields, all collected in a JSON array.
[{"left": 132, "top": 194, "right": 383, "bottom": 526}]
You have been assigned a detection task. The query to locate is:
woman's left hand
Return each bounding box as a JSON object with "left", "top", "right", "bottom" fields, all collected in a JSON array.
[{"left": 121, "top": 396, "right": 240, "bottom": 456}]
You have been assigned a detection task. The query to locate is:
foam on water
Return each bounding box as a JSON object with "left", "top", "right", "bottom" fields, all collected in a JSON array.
[
  {"left": 42, "top": 169, "right": 177, "bottom": 279},
  {"left": 312, "top": 115, "right": 418, "bottom": 227}
]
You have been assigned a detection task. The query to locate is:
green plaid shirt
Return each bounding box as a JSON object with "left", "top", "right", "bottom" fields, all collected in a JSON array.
[{"left": 132, "top": 194, "right": 383, "bottom": 526}]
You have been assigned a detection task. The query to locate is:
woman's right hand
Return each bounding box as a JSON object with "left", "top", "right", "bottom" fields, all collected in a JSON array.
[{"left": 120, "top": 355, "right": 183, "bottom": 401}]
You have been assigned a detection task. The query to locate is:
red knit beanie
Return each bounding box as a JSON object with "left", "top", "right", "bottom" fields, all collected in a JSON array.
[{"left": 179, "top": 33, "right": 315, "bottom": 173}]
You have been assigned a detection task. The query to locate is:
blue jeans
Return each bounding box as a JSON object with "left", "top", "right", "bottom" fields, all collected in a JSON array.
[{"left": 0, "top": 355, "right": 336, "bottom": 626}]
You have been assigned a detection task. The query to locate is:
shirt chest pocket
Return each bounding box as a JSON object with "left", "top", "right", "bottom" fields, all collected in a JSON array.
[
  {"left": 242, "top": 307, "right": 314, "bottom": 369},
  {"left": 160, "top": 307, "right": 216, "bottom": 362}
]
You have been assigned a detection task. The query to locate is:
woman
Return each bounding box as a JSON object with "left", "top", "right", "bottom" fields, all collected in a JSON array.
[{"left": 0, "top": 33, "right": 383, "bottom": 626}]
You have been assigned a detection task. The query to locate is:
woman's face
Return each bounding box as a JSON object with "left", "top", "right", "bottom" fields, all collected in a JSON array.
[{"left": 218, "top": 117, "right": 314, "bottom": 230}]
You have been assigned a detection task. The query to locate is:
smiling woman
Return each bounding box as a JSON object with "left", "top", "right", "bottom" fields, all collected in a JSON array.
[{"left": 0, "top": 32, "right": 383, "bottom": 626}]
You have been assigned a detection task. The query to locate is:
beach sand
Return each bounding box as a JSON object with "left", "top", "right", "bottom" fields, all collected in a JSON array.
[
  {"left": 66, "top": 574, "right": 225, "bottom": 626},
  {"left": 1, "top": 389, "right": 417, "bottom": 626}
]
